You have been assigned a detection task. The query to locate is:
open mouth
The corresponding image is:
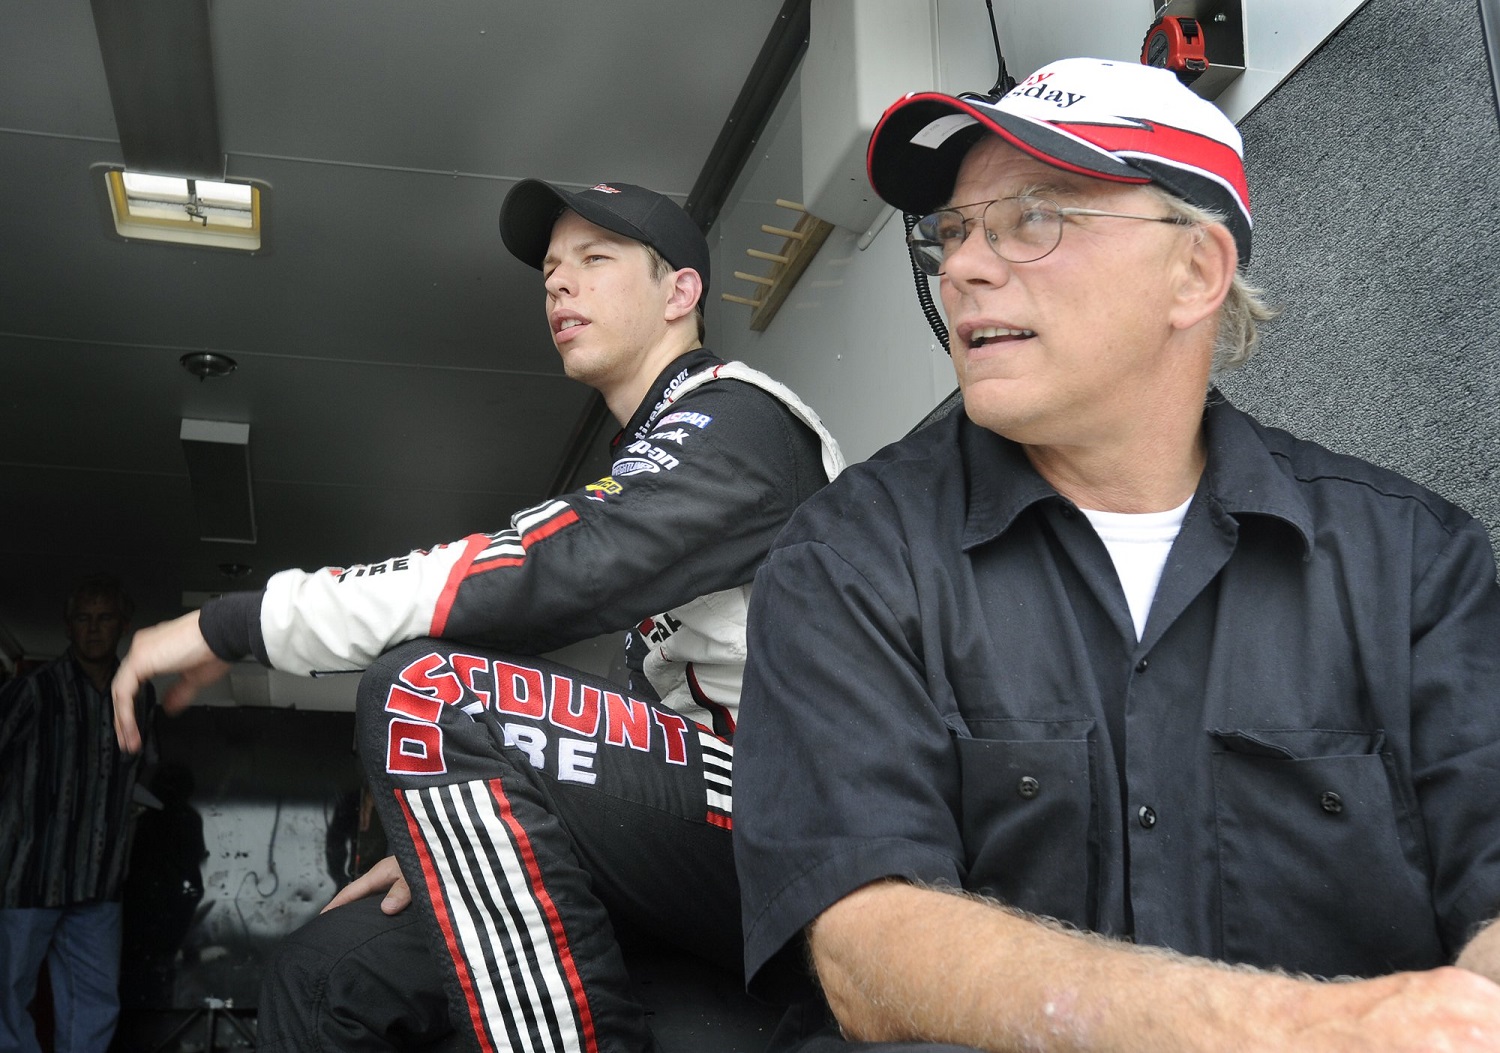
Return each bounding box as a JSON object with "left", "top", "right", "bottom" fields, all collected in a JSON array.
[
  {"left": 969, "top": 325, "right": 1035, "bottom": 348},
  {"left": 552, "top": 314, "right": 589, "bottom": 338}
]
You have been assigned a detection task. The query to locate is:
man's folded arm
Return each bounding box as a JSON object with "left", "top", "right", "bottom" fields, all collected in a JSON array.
[{"left": 808, "top": 879, "right": 1500, "bottom": 1053}]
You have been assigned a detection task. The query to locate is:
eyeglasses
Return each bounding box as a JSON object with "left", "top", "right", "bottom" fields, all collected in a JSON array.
[{"left": 907, "top": 195, "right": 1190, "bottom": 275}]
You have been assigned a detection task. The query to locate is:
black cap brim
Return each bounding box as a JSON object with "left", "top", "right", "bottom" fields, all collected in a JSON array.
[
  {"left": 867, "top": 93, "right": 1146, "bottom": 217},
  {"left": 500, "top": 179, "right": 659, "bottom": 270},
  {"left": 498, "top": 179, "right": 712, "bottom": 289}
]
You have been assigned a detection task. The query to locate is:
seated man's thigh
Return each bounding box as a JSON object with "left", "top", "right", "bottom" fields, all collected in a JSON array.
[
  {"left": 258, "top": 896, "right": 454, "bottom": 1052},
  {"left": 363, "top": 642, "right": 741, "bottom": 969}
]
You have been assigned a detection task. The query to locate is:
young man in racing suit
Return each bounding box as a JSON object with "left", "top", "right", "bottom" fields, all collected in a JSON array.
[{"left": 111, "top": 179, "right": 844, "bottom": 1052}]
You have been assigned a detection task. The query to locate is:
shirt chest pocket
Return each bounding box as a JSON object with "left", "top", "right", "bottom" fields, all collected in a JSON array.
[
  {"left": 1210, "top": 728, "right": 1445, "bottom": 976},
  {"left": 955, "top": 719, "right": 1097, "bottom": 930}
]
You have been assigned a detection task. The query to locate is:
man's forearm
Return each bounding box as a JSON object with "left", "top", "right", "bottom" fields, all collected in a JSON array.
[
  {"left": 810, "top": 880, "right": 1283, "bottom": 1052},
  {"left": 808, "top": 880, "right": 1500, "bottom": 1053},
  {"left": 1457, "top": 917, "right": 1500, "bottom": 984}
]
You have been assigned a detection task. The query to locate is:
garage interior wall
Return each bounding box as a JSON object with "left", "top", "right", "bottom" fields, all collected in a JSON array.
[
  {"left": 704, "top": 3, "right": 993, "bottom": 463},
  {"left": 708, "top": 0, "right": 1499, "bottom": 559},
  {"left": 1220, "top": 0, "right": 1499, "bottom": 561}
]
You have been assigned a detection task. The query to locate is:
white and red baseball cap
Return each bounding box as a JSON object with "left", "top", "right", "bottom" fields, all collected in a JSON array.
[{"left": 867, "top": 58, "right": 1253, "bottom": 263}]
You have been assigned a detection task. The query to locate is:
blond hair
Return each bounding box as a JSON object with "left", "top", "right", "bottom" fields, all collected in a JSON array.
[{"left": 1142, "top": 186, "right": 1278, "bottom": 375}]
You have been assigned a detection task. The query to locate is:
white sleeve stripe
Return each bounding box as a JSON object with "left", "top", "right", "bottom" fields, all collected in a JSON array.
[
  {"left": 697, "top": 732, "right": 734, "bottom": 757},
  {"left": 513, "top": 500, "right": 574, "bottom": 533},
  {"left": 475, "top": 539, "right": 525, "bottom": 561}
]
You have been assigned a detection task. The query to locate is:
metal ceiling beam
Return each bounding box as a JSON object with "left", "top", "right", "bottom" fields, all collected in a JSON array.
[
  {"left": 685, "top": 0, "right": 811, "bottom": 232},
  {"left": 180, "top": 419, "right": 257, "bottom": 544},
  {"left": 90, "top": 0, "right": 223, "bottom": 177}
]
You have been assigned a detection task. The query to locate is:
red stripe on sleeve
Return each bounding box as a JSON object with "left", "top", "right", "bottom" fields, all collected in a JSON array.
[
  {"left": 520, "top": 507, "right": 580, "bottom": 548},
  {"left": 429, "top": 534, "right": 494, "bottom": 637}
]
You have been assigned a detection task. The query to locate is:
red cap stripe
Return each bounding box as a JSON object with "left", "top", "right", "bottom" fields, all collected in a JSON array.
[
  {"left": 988, "top": 120, "right": 1152, "bottom": 186},
  {"left": 1054, "top": 120, "right": 1250, "bottom": 214}
]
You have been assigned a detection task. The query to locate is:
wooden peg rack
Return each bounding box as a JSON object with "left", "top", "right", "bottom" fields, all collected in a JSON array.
[{"left": 721, "top": 198, "right": 835, "bottom": 332}]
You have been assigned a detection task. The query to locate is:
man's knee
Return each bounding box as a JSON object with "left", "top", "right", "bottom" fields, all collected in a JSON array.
[
  {"left": 355, "top": 639, "right": 463, "bottom": 779},
  {"left": 258, "top": 897, "right": 449, "bottom": 1051}
]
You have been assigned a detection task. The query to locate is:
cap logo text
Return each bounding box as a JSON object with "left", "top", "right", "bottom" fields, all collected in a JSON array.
[{"left": 1008, "top": 73, "right": 1084, "bottom": 109}]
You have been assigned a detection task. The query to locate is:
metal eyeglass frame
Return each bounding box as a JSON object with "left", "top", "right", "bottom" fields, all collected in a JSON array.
[{"left": 907, "top": 195, "right": 1190, "bottom": 276}]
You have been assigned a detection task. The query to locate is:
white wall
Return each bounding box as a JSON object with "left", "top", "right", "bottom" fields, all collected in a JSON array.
[
  {"left": 993, "top": 0, "right": 1371, "bottom": 123},
  {"left": 706, "top": 73, "right": 953, "bottom": 463},
  {"left": 705, "top": 1, "right": 1002, "bottom": 462}
]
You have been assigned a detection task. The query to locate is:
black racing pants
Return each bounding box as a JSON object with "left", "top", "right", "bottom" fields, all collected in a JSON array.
[{"left": 257, "top": 639, "right": 740, "bottom": 1053}]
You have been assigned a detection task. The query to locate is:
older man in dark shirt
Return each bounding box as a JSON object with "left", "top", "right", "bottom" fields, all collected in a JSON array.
[{"left": 735, "top": 58, "right": 1500, "bottom": 1052}]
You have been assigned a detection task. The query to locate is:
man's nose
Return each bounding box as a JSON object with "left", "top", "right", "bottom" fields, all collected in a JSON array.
[{"left": 943, "top": 224, "right": 1010, "bottom": 289}]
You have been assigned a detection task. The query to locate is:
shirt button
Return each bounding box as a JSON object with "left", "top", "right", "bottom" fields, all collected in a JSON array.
[
  {"left": 1138, "top": 805, "right": 1157, "bottom": 829},
  {"left": 1135, "top": 658, "right": 1149, "bottom": 673},
  {"left": 1320, "top": 791, "right": 1344, "bottom": 815},
  {"left": 1017, "top": 776, "right": 1040, "bottom": 799}
]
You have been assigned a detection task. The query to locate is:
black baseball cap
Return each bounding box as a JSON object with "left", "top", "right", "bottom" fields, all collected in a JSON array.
[{"left": 499, "top": 180, "right": 712, "bottom": 292}]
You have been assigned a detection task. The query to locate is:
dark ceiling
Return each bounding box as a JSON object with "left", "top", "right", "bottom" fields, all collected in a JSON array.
[{"left": 0, "top": 0, "right": 797, "bottom": 665}]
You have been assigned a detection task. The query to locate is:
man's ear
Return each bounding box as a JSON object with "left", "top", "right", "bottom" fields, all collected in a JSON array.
[
  {"left": 1168, "top": 221, "right": 1237, "bottom": 332},
  {"left": 664, "top": 267, "right": 704, "bottom": 324}
]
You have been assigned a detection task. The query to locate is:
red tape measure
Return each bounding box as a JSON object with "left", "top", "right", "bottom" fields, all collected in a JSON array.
[{"left": 1141, "top": 16, "right": 1208, "bottom": 85}]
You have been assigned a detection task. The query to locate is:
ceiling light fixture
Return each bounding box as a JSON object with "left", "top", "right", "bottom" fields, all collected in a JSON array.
[{"left": 180, "top": 351, "right": 237, "bottom": 380}]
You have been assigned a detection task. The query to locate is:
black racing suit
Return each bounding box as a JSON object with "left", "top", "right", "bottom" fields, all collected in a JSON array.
[{"left": 198, "top": 348, "right": 842, "bottom": 1053}]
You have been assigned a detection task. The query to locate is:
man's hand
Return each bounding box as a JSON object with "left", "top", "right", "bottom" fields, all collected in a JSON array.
[
  {"left": 1456, "top": 917, "right": 1500, "bottom": 986},
  {"left": 1282, "top": 966, "right": 1500, "bottom": 1052},
  {"left": 322, "top": 854, "right": 412, "bottom": 916},
  {"left": 111, "top": 610, "right": 231, "bottom": 754}
]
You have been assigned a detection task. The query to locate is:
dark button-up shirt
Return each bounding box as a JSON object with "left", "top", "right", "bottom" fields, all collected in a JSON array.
[
  {"left": 1, "top": 655, "right": 155, "bottom": 907},
  {"left": 736, "top": 396, "right": 1500, "bottom": 997}
]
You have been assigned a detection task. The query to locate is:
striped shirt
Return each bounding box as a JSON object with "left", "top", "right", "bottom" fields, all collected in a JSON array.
[{"left": 0, "top": 655, "right": 155, "bottom": 907}]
